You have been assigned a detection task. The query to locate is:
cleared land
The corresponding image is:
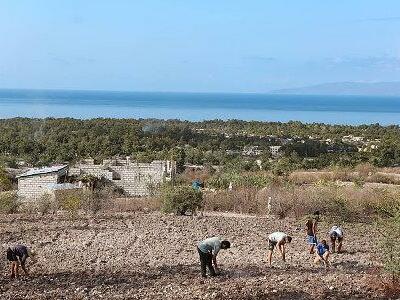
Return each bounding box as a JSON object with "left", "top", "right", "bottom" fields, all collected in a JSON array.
[{"left": 0, "top": 212, "right": 389, "bottom": 299}]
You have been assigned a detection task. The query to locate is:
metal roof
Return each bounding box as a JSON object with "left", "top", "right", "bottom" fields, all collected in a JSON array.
[{"left": 16, "top": 165, "right": 68, "bottom": 178}]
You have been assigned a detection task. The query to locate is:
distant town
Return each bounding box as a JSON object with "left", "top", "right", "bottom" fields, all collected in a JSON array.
[{"left": 1, "top": 118, "right": 399, "bottom": 201}]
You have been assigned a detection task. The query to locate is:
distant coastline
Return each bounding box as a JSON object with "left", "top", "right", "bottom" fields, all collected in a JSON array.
[
  {"left": 1, "top": 89, "right": 400, "bottom": 125},
  {"left": 271, "top": 81, "right": 400, "bottom": 96}
]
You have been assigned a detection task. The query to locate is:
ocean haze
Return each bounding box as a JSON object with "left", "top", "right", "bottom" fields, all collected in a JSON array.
[
  {"left": 271, "top": 82, "right": 400, "bottom": 96},
  {"left": 1, "top": 89, "right": 400, "bottom": 125}
]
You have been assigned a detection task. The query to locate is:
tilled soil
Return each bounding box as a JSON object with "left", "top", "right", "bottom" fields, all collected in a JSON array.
[{"left": 0, "top": 212, "right": 389, "bottom": 299}]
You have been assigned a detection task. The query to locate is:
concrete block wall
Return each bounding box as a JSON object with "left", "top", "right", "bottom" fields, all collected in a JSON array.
[
  {"left": 18, "top": 174, "right": 58, "bottom": 200},
  {"left": 111, "top": 166, "right": 163, "bottom": 196},
  {"left": 69, "top": 165, "right": 113, "bottom": 180},
  {"left": 70, "top": 158, "right": 176, "bottom": 196}
]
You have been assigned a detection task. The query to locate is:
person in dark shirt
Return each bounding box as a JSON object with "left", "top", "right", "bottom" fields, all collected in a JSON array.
[
  {"left": 305, "top": 211, "right": 320, "bottom": 254},
  {"left": 6, "top": 244, "right": 35, "bottom": 279}
]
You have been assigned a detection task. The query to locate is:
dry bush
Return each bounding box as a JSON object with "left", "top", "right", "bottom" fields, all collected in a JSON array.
[
  {"left": 289, "top": 172, "right": 334, "bottom": 185},
  {"left": 37, "top": 193, "right": 57, "bottom": 214},
  {"left": 0, "top": 191, "right": 18, "bottom": 213},
  {"left": 0, "top": 168, "right": 12, "bottom": 192},
  {"left": 56, "top": 190, "right": 86, "bottom": 215},
  {"left": 380, "top": 167, "right": 400, "bottom": 174},
  {"left": 180, "top": 167, "right": 213, "bottom": 185},
  {"left": 203, "top": 187, "right": 266, "bottom": 214},
  {"left": 289, "top": 166, "right": 400, "bottom": 187},
  {"left": 330, "top": 168, "right": 352, "bottom": 182},
  {"left": 203, "top": 181, "right": 400, "bottom": 221},
  {"left": 367, "top": 172, "right": 400, "bottom": 185},
  {"left": 104, "top": 197, "right": 161, "bottom": 212},
  {"left": 207, "top": 171, "right": 273, "bottom": 189},
  {"left": 355, "top": 163, "right": 377, "bottom": 177},
  {"left": 20, "top": 193, "right": 57, "bottom": 214},
  {"left": 379, "top": 213, "right": 400, "bottom": 285},
  {"left": 289, "top": 170, "right": 355, "bottom": 185},
  {"left": 55, "top": 189, "right": 107, "bottom": 216}
]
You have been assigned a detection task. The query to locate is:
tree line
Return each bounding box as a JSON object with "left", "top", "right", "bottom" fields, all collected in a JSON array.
[{"left": 0, "top": 118, "right": 400, "bottom": 170}]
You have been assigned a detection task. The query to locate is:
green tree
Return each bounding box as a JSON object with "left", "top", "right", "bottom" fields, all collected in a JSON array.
[
  {"left": 161, "top": 185, "right": 203, "bottom": 215},
  {"left": 0, "top": 167, "right": 12, "bottom": 191}
]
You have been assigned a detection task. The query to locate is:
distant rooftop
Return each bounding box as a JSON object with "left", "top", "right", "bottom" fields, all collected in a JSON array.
[{"left": 16, "top": 165, "right": 68, "bottom": 178}]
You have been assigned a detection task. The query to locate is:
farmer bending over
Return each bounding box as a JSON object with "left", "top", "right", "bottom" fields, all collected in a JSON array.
[
  {"left": 329, "top": 226, "right": 344, "bottom": 253},
  {"left": 314, "top": 240, "right": 330, "bottom": 267},
  {"left": 267, "top": 231, "right": 292, "bottom": 267},
  {"left": 6, "top": 244, "right": 36, "bottom": 279},
  {"left": 197, "top": 237, "right": 230, "bottom": 278}
]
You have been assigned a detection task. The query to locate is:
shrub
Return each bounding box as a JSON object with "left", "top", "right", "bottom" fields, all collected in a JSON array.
[
  {"left": 204, "top": 187, "right": 264, "bottom": 214},
  {"left": 56, "top": 190, "right": 86, "bottom": 215},
  {"left": 84, "top": 187, "right": 114, "bottom": 213},
  {"left": 379, "top": 211, "right": 400, "bottom": 285},
  {"left": 37, "top": 193, "right": 56, "bottom": 214},
  {"left": 207, "top": 172, "right": 272, "bottom": 189},
  {"left": 371, "top": 189, "right": 400, "bottom": 218},
  {"left": 161, "top": 186, "right": 203, "bottom": 215},
  {"left": 19, "top": 193, "right": 57, "bottom": 214},
  {"left": 0, "top": 167, "right": 12, "bottom": 191},
  {"left": 367, "top": 172, "right": 400, "bottom": 185},
  {"left": 0, "top": 191, "right": 18, "bottom": 213},
  {"left": 355, "top": 163, "right": 376, "bottom": 178}
]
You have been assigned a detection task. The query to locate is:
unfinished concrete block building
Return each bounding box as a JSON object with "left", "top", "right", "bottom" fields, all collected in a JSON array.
[{"left": 69, "top": 157, "right": 176, "bottom": 196}]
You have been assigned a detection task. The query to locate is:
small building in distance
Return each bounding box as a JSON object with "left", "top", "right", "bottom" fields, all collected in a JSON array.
[
  {"left": 17, "top": 165, "right": 69, "bottom": 200},
  {"left": 16, "top": 158, "right": 176, "bottom": 200},
  {"left": 69, "top": 157, "right": 176, "bottom": 197},
  {"left": 269, "top": 145, "right": 282, "bottom": 157}
]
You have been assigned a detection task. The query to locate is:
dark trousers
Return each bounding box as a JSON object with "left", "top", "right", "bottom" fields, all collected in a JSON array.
[{"left": 197, "top": 247, "right": 216, "bottom": 277}]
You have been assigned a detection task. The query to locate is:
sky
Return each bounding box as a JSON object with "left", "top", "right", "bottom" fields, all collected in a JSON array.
[{"left": 0, "top": 0, "right": 400, "bottom": 93}]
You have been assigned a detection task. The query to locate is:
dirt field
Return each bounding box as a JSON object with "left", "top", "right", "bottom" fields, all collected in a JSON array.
[{"left": 0, "top": 212, "right": 390, "bottom": 299}]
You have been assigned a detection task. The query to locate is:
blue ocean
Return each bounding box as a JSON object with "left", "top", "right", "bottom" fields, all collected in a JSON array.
[{"left": 1, "top": 89, "right": 400, "bottom": 125}]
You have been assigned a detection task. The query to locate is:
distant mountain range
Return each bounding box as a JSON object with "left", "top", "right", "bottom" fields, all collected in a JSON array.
[{"left": 271, "top": 82, "right": 400, "bottom": 96}]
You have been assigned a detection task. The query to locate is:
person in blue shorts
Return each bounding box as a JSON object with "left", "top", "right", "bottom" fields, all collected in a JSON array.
[
  {"left": 305, "top": 211, "right": 320, "bottom": 254},
  {"left": 314, "top": 240, "right": 330, "bottom": 267}
]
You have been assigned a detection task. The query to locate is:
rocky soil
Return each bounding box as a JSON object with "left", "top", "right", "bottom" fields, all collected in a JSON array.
[{"left": 0, "top": 212, "right": 391, "bottom": 299}]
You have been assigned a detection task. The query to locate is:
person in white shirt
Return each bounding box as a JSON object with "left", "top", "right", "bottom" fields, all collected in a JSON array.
[
  {"left": 329, "top": 226, "right": 344, "bottom": 253},
  {"left": 197, "top": 237, "right": 230, "bottom": 278},
  {"left": 267, "top": 232, "right": 292, "bottom": 267}
]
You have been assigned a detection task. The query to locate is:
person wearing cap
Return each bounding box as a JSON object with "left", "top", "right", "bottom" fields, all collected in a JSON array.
[
  {"left": 329, "top": 226, "right": 344, "bottom": 253},
  {"left": 197, "top": 237, "right": 230, "bottom": 278},
  {"left": 6, "top": 244, "right": 36, "bottom": 279},
  {"left": 267, "top": 231, "right": 292, "bottom": 267}
]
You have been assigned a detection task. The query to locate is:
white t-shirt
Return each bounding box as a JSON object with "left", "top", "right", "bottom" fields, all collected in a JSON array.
[
  {"left": 329, "top": 226, "right": 343, "bottom": 238},
  {"left": 198, "top": 237, "right": 222, "bottom": 255},
  {"left": 268, "top": 232, "right": 287, "bottom": 243}
]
